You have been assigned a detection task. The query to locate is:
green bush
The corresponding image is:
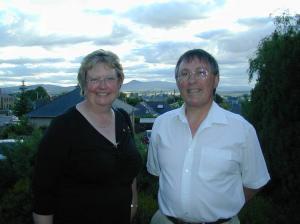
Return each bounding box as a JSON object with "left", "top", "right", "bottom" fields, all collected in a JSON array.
[
  {"left": 0, "top": 116, "right": 34, "bottom": 139},
  {"left": 0, "top": 178, "right": 32, "bottom": 224},
  {"left": 0, "top": 129, "right": 42, "bottom": 224},
  {"left": 239, "top": 196, "right": 273, "bottom": 224},
  {"left": 134, "top": 133, "right": 159, "bottom": 224},
  {"left": 134, "top": 192, "right": 158, "bottom": 224}
]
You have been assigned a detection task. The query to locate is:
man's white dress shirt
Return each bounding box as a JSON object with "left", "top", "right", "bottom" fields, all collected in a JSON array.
[{"left": 147, "top": 102, "right": 270, "bottom": 223}]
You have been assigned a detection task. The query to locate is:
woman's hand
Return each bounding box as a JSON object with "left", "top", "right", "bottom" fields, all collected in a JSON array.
[
  {"left": 33, "top": 213, "right": 53, "bottom": 224},
  {"left": 130, "top": 178, "right": 138, "bottom": 223}
]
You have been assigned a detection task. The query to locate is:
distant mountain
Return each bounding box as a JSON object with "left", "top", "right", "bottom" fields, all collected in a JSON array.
[
  {"left": 121, "top": 80, "right": 251, "bottom": 95},
  {"left": 0, "top": 84, "right": 76, "bottom": 96},
  {"left": 121, "top": 80, "right": 177, "bottom": 92},
  {"left": 217, "top": 86, "right": 251, "bottom": 96},
  {"left": 0, "top": 81, "right": 251, "bottom": 96}
]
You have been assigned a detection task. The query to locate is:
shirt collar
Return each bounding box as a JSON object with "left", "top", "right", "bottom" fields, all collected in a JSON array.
[
  {"left": 176, "top": 101, "right": 228, "bottom": 126},
  {"left": 177, "top": 104, "right": 187, "bottom": 123},
  {"left": 207, "top": 101, "right": 228, "bottom": 125}
]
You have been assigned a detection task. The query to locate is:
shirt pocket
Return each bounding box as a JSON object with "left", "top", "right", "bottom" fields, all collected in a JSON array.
[{"left": 198, "top": 147, "right": 239, "bottom": 180}]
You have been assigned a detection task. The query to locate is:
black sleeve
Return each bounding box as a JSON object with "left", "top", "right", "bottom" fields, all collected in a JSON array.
[{"left": 32, "top": 115, "right": 70, "bottom": 215}]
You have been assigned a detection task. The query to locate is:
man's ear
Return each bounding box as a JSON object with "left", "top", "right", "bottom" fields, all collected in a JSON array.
[{"left": 214, "top": 75, "right": 219, "bottom": 89}]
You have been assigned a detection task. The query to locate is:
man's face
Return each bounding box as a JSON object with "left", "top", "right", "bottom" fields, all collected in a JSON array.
[{"left": 176, "top": 57, "right": 219, "bottom": 109}]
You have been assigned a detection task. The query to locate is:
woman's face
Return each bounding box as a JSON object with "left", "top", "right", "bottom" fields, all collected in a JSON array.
[{"left": 85, "top": 63, "right": 122, "bottom": 108}]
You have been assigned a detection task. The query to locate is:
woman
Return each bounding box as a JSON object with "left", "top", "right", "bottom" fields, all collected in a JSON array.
[{"left": 32, "top": 49, "right": 142, "bottom": 224}]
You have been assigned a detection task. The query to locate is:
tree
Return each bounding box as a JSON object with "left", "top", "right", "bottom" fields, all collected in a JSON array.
[
  {"left": 214, "top": 93, "right": 230, "bottom": 110},
  {"left": 247, "top": 13, "right": 300, "bottom": 223},
  {"left": 118, "top": 92, "right": 127, "bottom": 101},
  {"left": 240, "top": 94, "right": 251, "bottom": 119},
  {"left": 13, "top": 81, "right": 31, "bottom": 118},
  {"left": 126, "top": 97, "right": 142, "bottom": 106},
  {"left": 25, "top": 86, "right": 50, "bottom": 102},
  {"left": 0, "top": 116, "right": 34, "bottom": 139}
]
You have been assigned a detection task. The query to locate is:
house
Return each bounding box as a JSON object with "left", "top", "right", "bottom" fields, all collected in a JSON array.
[
  {"left": 135, "top": 101, "right": 173, "bottom": 131},
  {"left": 225, "top": 96, "right": 242, "bottom": 114},
  {"left": 0, "top": 115, "right": 19, "bottom": 127},
  {"left": 27, "top": 87, "right": 136, "bottom": 127},
  {"left": 135, "top": 101, "right": 173, "bottom": 117},
  {"left": 0, "top": 88, "right": 15, "bottom": 115},
  {"left": 146, "top": 101, "right": 173, "bottom": 115}
]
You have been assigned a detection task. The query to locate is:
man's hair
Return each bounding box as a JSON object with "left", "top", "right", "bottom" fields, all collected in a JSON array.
[
  {"left": 77, "top": 49, "right": 124, "bottom": 95},
  {"left": 175, "top": 49, "right": 219, "bottom": 78}
]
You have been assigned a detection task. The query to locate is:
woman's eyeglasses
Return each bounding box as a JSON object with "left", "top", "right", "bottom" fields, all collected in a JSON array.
[{"left": 87, "top": 76, "right": 118, "bottom": 86}]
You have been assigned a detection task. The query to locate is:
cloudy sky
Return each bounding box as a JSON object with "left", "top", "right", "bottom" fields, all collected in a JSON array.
[{"left": 0, "top": 0, "right": 299, "bottom": 90}]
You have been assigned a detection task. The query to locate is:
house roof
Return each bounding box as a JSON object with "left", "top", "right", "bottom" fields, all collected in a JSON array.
[
  {"left": 146, "top": 101, "right": 172, "bottom": 115},
  {"left": 27, "top": 87, "right": 136, "bottom": 118},
  {"left": 135, "top": 102, "right": 159, "bottom": 117},
  {"left": 135, "top": 101, "right": 173, "bottom": 117}
]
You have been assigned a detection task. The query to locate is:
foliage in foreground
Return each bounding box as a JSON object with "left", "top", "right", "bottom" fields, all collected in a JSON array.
[
  {"left": 247, "top": 13, "right": 300, "bottom": 223},
  {"left": 0, "top": 129, "right": 42, "bottom": 224},
  {"left": 0, "top": 127, "right": 278, "bottom": 224}
]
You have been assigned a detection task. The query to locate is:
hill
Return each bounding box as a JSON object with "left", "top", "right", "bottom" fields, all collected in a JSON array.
[
  {"left": 121, "top": 80, "right": 177, "bottom": 92},
  {"left": 121, "top": 80, "right": 251, "bottom": 95},
  {"left": 0, "top": 81, "right": 251, "bottom": 96},
  {"left": 0, "top": 84, "right": 76, "bottom": 96}
]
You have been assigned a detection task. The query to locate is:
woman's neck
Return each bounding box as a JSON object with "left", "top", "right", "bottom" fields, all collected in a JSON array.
[
  {"left": 78, "top": 101, "right": 113, "bottom": 125},
  {"left": 84, "top": 100, "right": 111, "bottom": 113},
  {"left": 76, "top": 100, "right": 116, "bottom": 144}
]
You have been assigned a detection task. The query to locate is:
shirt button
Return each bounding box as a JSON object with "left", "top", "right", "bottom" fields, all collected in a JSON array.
[{"left": 185, "top": 169, "right": 189, "bottom": 173}]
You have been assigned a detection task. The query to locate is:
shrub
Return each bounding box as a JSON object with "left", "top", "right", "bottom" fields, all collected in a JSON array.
[
  {"left": 0, "top": 129, "right": 42, "bottom": 224},
  {"left": 239, "top": 195, "right": 273, "bottom": 224}
]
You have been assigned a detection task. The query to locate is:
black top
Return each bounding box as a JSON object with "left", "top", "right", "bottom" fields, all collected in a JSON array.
[{"left": 32, "top": 107, "right": 142, "bottom": 224}]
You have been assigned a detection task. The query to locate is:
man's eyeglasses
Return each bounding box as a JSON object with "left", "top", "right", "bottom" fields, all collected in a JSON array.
[
  {"left": 177, "top": 68, "right": 209, "bottom": 82},
  {"left": 86, "top": 76, "right": 118, "bottom": 86}
]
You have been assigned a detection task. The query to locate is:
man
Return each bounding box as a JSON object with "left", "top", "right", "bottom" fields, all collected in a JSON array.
[{"left": 147, "top": 49, "right": 270, "bottom": 224}]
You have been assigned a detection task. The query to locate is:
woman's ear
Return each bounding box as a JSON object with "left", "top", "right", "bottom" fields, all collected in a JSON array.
[{"left": 118, "top": 79, "right": 123, "bottom": 90}]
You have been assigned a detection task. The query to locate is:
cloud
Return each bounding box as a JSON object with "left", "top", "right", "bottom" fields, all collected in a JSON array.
[
  {"left": 0, "top": 72, "right": 77, "bottom": 86},
  {"left": 132, "top": 41, "right": 207, "bottom": 64},
  {"left": 0, "top": 64, "right": 77, "bottom": 77},
  {"left": 93, "top": 23, "right": 133, "bottom": 45},
  {"left": 0, "top": 9, "right": 36, "bottom": 46},
  {"left": 217, "top": 24, "right": 275, "bottom": 53},
  {"left": 237, "top": 17, "right": 273, "bottom": 27},
  {"left": 196, "top": 29, "right": 230, "bottom": 39},
  {"left": 0, "top": 57, "right": 65, "bottom": 65},
  {"left": 126, "top": 66, "right": 175, "bottom": 82},
  {"left": 85, "top": 8, "right": 115, "bottom": 15},
  {"left": 0, "top": 23, "right": 131, "bottom": 48},
  {"left": 125, "top": 1, "right": 225, "bottom": 28},
  {"left": 194, "top": 16, "right": 275, "bottom": 56},
  {"left": 0, "top": 8, "right": 133, "bottom": 48},
  {"left": 0, "top": 9, "right": 86, "bottom": 47}
]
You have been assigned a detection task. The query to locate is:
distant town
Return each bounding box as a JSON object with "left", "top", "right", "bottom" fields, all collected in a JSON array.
[{"left": 0, "top": 80, "right": 250, "bottom": 129}]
